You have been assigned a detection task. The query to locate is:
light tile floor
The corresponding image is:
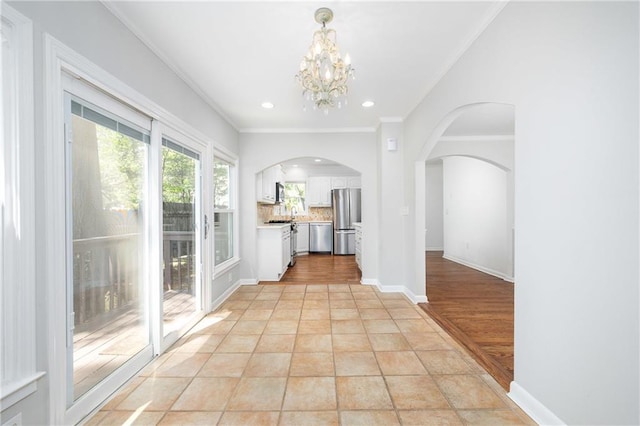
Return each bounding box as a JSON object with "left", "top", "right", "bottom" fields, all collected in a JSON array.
[{"left": 86, "top": 284, "right": 535, "bottom": 425}]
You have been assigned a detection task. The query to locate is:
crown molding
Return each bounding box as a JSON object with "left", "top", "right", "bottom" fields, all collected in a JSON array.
[
  {"left": 101, "top": 1, "right": 240, "bottom": 132},
  {"left": 439, "top": 134, "right": 514, "bottom": 142},
  {"left": 378, "top": 117, "right": 404, "bottom": 123},
  {"left": 239, "top": 127, "right": 377, "bottom": 134},
  {"left": 405, "top": 1, "right": 510, "bottom": 117}
]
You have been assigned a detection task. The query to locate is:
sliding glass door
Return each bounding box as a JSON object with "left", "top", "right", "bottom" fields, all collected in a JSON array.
[
  {"left": 62, "top": 73, "right": 206, "bottom": 418},
  {"left": 161, "top": 138, "right": 202, "bottom": 338},
  {"left": 66, "top": 94, "right": 152, "bottom": 402}
]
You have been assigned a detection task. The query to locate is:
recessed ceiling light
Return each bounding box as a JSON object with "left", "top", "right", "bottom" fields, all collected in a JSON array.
[
  {"left": 261, "top": 102, "right": 274, "bottom": 109},
  {"left": 362, "top": 100, "right": 375, "bottom": 108},
  {"left": 314, "top": 159, "right": 322, "bottom": 162}
]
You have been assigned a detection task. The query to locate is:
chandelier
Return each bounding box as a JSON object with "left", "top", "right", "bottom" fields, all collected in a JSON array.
[{"left": 296, "top": 7, "right": 354, "bottom": 114}]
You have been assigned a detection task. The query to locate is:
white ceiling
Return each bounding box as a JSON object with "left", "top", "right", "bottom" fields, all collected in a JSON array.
[{"left": 105, "top": 1, "right": 506, "bottom": 132}]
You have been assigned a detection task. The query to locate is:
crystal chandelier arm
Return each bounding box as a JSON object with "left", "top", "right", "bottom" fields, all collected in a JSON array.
[{"left": 295, "top": 8, "right": 353, "bottom": 112}]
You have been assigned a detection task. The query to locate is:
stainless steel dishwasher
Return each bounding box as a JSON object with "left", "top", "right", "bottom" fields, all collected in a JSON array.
[{"left": 309, "top": 222, "right": 333, "bottom": 253}]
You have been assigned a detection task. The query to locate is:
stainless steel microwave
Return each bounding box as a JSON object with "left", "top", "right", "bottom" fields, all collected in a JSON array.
[{"left": 275, "top": 182, "right": 285, "bottom": 204}]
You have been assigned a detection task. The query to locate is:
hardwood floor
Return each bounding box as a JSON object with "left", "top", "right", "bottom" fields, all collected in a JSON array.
[
  {"left": 275, "top": 253, "right": 362, "bottom": 284},
  {"left": 419, "top": 251, "right": 514, "bottom": 390}
]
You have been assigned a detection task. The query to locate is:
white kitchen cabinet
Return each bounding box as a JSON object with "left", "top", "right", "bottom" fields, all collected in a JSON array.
[
  {"left": 354, "top": 223, "right": 362, "bottom": 271},
  {"left": 347, "top": 176, "right": 361, "bottom": 188},
  {"left": 296, "top": 222, "right": 310, "bottom": 254},
  {"left": 257, "top": 165, "right": 284, "bottom": 204},
  {"left": 257, "top": 225, "right": 290, "bottom": 281},
  {"left": 331, "top": 176, "right": 348, "bottom": 189},
  {"left": 331, "top": 176, "right": 361, "bottom": 190},
  {"left": 282, "top": 228, "right": 291, "bottom": 273},
  {"left": 307, "top": 176, "right": 332, "bottom": 207}
]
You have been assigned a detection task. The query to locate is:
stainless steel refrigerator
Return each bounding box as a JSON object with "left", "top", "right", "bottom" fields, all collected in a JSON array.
[{"left": 332, "top": 188, "right": 361, "bottom": 255}]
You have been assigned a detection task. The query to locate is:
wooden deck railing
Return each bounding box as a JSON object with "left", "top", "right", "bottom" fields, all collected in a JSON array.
[{"left": 72, "top": 231, "right": 195, "bottom": 327}]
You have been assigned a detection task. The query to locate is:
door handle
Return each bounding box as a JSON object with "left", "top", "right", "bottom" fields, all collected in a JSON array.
[{"left": 204, "top": 214, "right": 210, "bottom": 239}]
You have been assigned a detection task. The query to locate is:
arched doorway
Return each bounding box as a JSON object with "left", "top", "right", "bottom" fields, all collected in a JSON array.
[
  {"left": 416, "top": 103, "right": 515, "bottom": 390},
  {"left": 255, "top": 157, "right": 362, "bottom": 284}
]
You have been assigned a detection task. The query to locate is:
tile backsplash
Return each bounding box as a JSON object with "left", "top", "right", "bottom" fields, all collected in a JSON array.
[{"left": 257, "top": 203, "right": 332, "bottom": 224}]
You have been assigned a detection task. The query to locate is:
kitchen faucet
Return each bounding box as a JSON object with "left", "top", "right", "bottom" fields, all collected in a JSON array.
[{"left": 290, "top": 206, "right": 298, "bottom": 220}]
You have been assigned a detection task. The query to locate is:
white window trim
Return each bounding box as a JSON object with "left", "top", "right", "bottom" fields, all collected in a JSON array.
[
  {"left": 0, "top": 4, "right": 45, "bottom": 410},
  {"left": 157, "top": 122, "right": 209, "bottom": 350},
  {"left": 43, "top": 34, "right": 228, "bottom": 424},
  {"left": 213, "top": 149, "right": 240, "bottom": 276},
  {"left": 284, "top": 181, "right": 308, "bottom": 215}
]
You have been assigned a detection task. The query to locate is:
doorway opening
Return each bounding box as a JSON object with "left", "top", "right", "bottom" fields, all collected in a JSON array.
[
  {"left": 255, "top": 157, "right": 362, "bottom": 285},
  {"left": 418, "top": 103, "right": 515, "bottom": 390}
]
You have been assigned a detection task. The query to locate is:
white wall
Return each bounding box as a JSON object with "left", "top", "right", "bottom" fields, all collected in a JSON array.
[
  {"left": 377, "top": 122, "right": 412, "bottom": 293},
  {"left": 404, "top": 2, "right": 638, "bottom": 424},
  {"left": 4, "top": 2, "right": 239, "bottom": 424},
  {"left": 238, "top": 132, "right": 378, "bottom": 283},
  {"left": 425, "top": 161, "right": 444, "bottom": 250},
  {"left": 442, "top": 156, "right": 509, "bottom": 278},
  {"left": 427, "top": 136, "right": 514, "bottom": 278},
  {"left": 9, "top": 1, "right": 238, "bottom": 153}
]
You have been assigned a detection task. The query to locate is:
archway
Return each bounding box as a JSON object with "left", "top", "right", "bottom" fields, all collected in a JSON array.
[
  {"left": 415, "top": 103, "right": 515, "bottom": 389},
  {"left": 255, "top": 157, "right": 362, "bottom": 284}
]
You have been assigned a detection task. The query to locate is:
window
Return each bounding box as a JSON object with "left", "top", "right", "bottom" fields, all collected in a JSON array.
[
  {"left": 213, "top": 155, "right": 236, "bottom": 266},
  {"left": 284, "top": 182, "right": 306, "bottom": 215}
]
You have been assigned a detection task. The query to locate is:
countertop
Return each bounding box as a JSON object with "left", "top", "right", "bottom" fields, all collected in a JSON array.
[
  {"left": 257, "top": 223, "right": 291, "bottom": 229},
  {"left": 257, "top": 220, "right": 332, "bottom": 229}
]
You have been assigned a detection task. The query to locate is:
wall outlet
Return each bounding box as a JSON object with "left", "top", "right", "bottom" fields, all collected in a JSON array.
[{"left": 2, "top": 413, "right": 22, "bottom": 426}]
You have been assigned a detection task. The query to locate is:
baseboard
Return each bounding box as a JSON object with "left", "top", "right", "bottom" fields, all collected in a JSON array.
[
  {"left": 210, "top": 280, "right": 242, "bottom": 312},
  {"left": 426, "top": 247, "right": 444, "bottom": 251},
  {"left": 239, "top": 279, "right": 259, "bottom": 286},
  {"left": 360, "top": 278, "right": 378, "bottom": 286},
  {"left": 508, "top": 381, "right": 566, "bottom": 425},
  {"left": 443, "top": 253, "right": 513, "bottom": 282},
  {"left": 361, "top": 279, "right": 428, "bottom": 304}
]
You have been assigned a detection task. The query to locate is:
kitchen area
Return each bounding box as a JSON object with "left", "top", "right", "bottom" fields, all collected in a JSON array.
[{"left": 255, "top": 158, "right": 362, "bottom": 282}]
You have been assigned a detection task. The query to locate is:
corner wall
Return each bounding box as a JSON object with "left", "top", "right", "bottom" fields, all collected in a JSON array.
[
  {"left": 238, "top": 132, "right": 378, "bottom": 284},
  {"left": 404, "top": 2, "right": 639, "bottom": 424}
]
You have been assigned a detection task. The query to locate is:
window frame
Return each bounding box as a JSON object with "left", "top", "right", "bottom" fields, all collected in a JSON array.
[
  {"left": 212, "top": 148, "right": 239, "bottom": 276},
  {"left": 284, "top": 181, "right": 308, "bottom": 215},
  {"left": 43, "top": 34, "right": 230, "bottom": 424},
  {"left": 0, "top": 4, "right": 44, "bottom": 411}
]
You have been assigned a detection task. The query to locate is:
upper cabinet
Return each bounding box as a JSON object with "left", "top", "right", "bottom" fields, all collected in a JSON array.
[
  {"left": 307, "top": 176, "right": 332, "bottom": 207},
  {"left": 347, "top": 176, "right": 361, "bottom": 188},
  {"left": 257, "top": 165, "right": 284, "bottom": 204},
  {"left": 331, "top": 176, "right": 361, "bottom": 189},
  {"left": 308, "top": 175, "right": 361, "bottom": 207},
  {"left": 330, "top": 176, "right": 347, "bottom": 189}
]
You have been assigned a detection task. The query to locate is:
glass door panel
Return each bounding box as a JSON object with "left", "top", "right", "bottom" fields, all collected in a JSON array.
[
  {"left": 162, "top": 139, "right": 200, "bottom": 336},
  {"left": 68, "top": 99, "right": 150, "bottom": 401}
]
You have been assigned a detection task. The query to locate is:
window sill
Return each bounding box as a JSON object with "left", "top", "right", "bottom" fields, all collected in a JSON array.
[
  {"left": 213, "top": 257, "right": 240, "bottom": 279},
  {"left": 0, "top": 371, "right": 46, "bottom": 410}
]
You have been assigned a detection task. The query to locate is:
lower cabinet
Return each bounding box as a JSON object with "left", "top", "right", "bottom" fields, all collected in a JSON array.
[
  {"left": 296, "top": 222, "right": 310, "bottom": 254},
  {"left": 354, "top": 224, "right": 362, "bottom": 271},
  {"left": 257, "top": 225, "right": 290, "bottom": 281}
]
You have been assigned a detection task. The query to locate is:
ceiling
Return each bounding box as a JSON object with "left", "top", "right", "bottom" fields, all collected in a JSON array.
[{"left": 105, "top": 1, "right": 506, "bottom": 132}]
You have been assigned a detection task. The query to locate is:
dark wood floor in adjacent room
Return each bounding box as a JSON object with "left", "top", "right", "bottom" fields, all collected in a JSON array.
[
  {"left": 276, "top": 254, "right": 361, "bottom": 285},
  {"left": 420, "top": 251, "right": 514, "bottom": 390}
]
